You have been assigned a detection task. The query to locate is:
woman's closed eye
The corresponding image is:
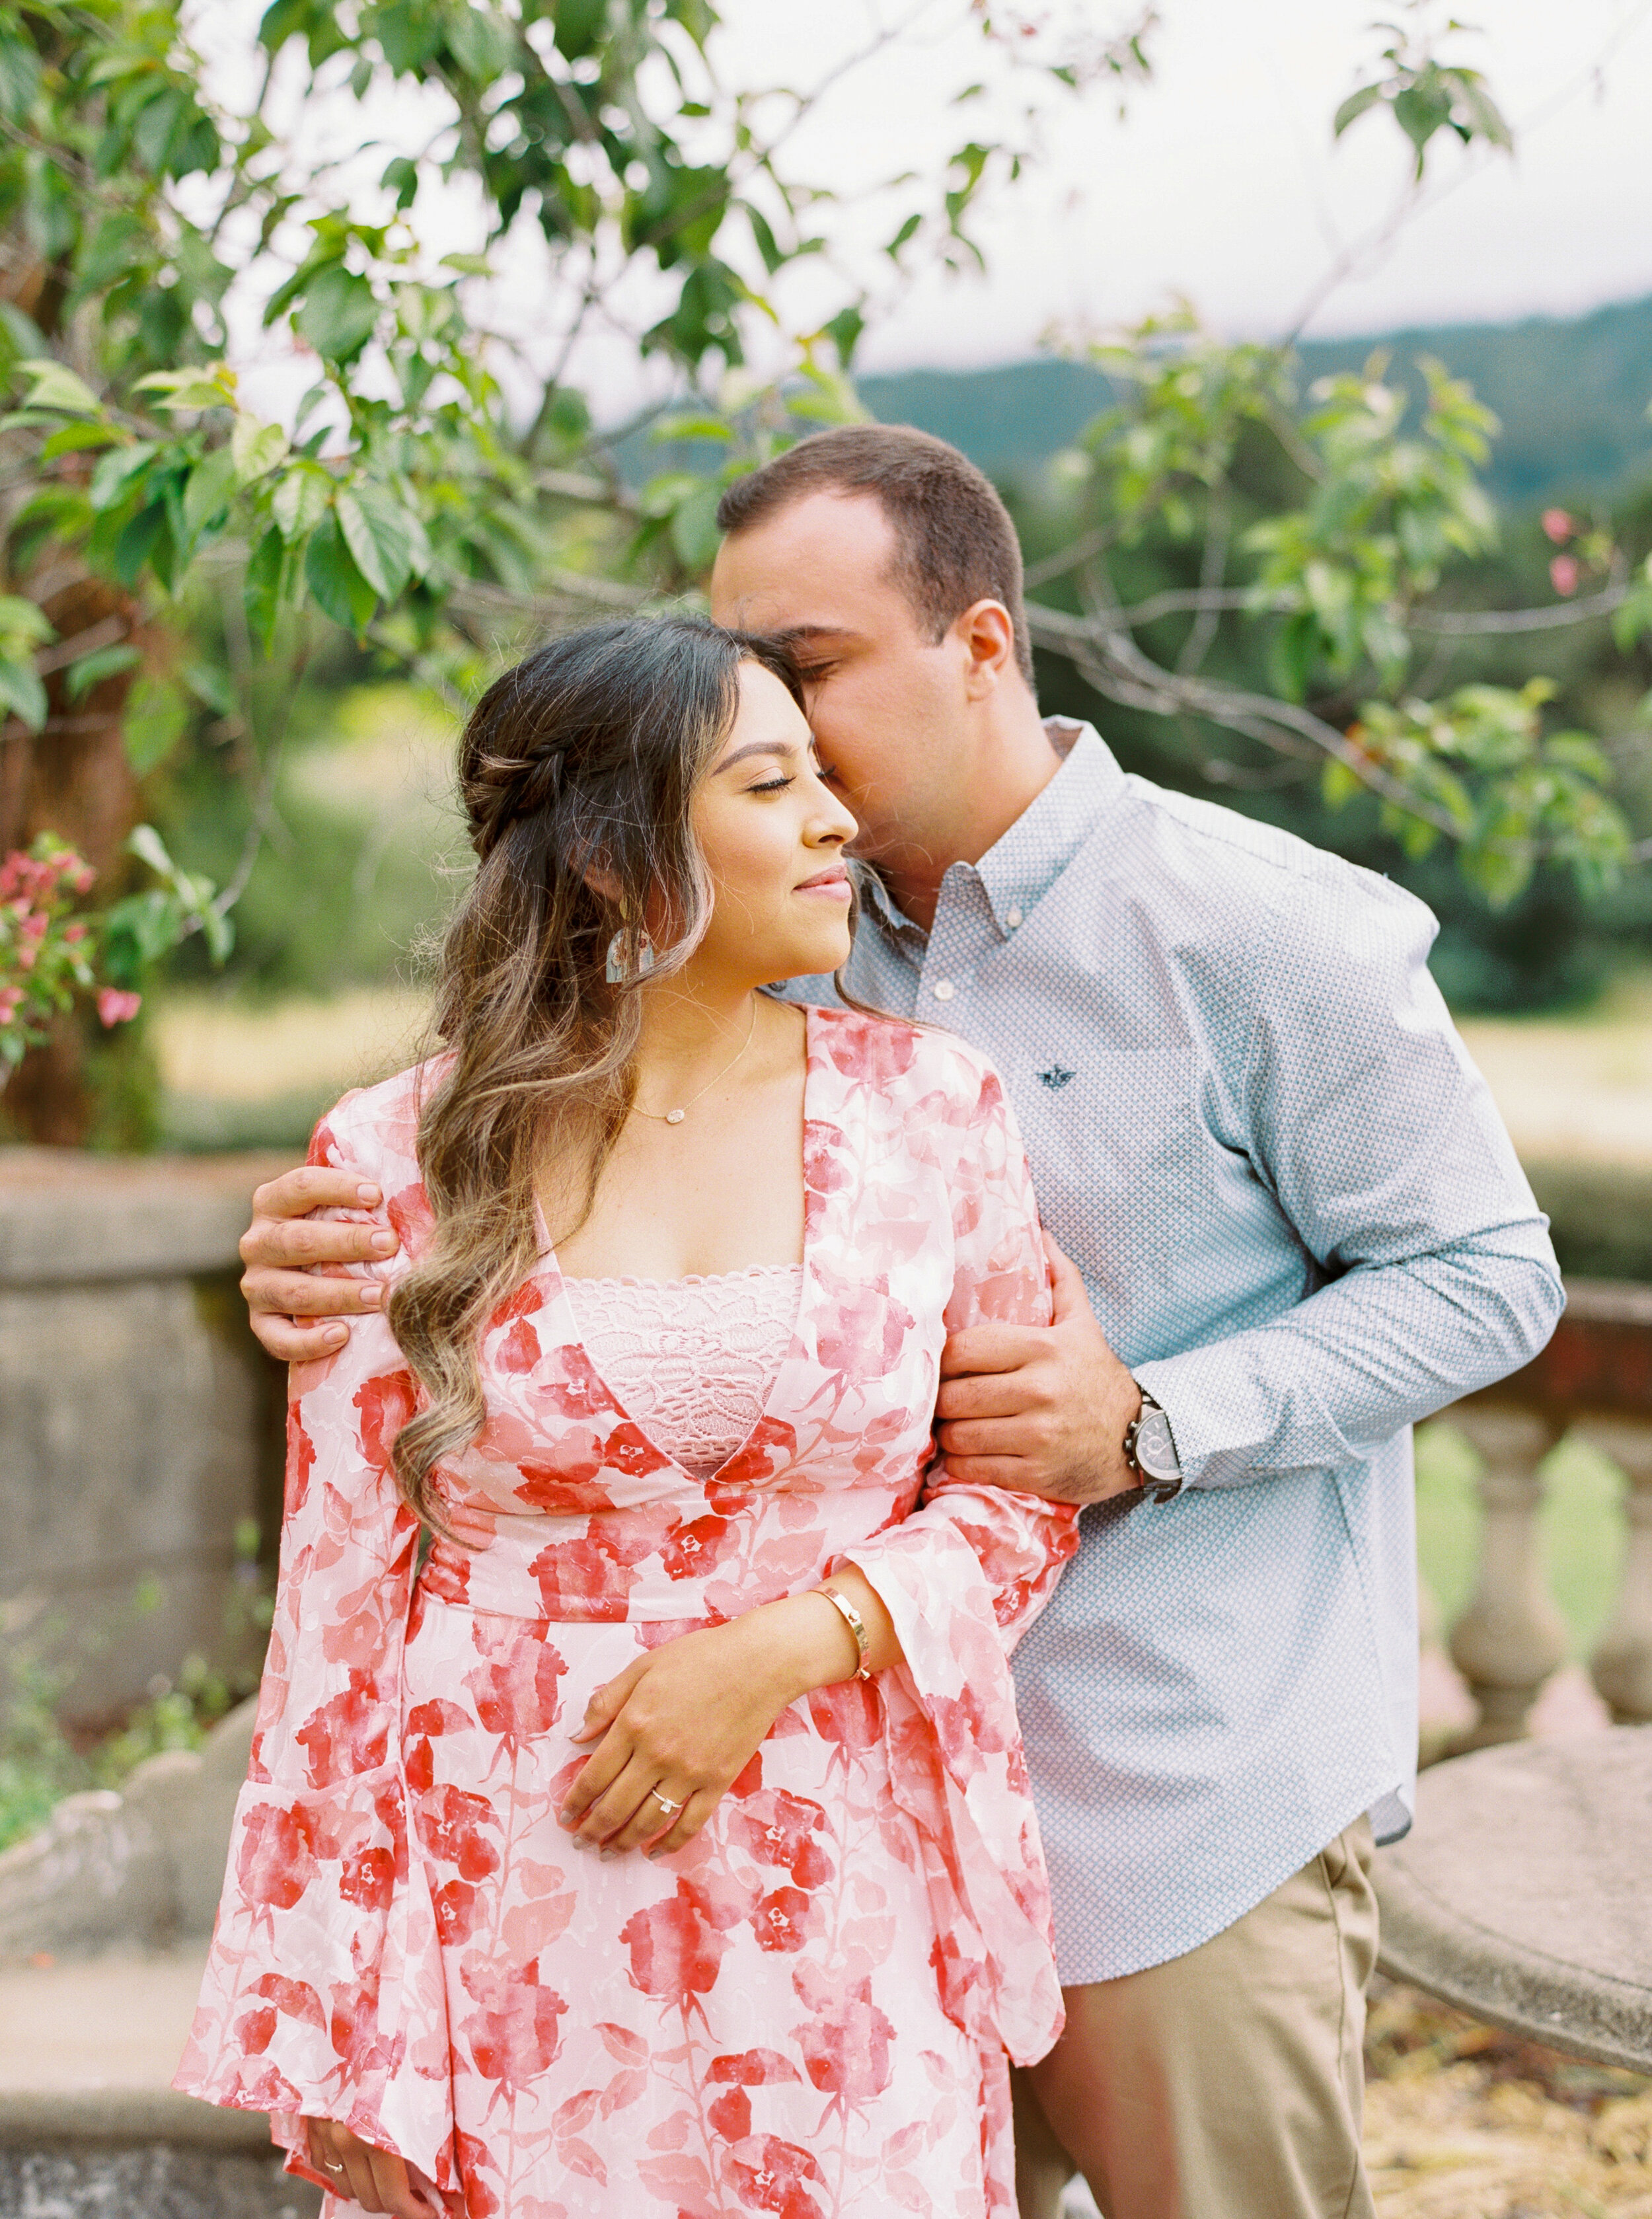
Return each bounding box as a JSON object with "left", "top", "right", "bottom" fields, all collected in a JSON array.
[{"left": 747, "top": 773, "right": 796, "bottom": 794}]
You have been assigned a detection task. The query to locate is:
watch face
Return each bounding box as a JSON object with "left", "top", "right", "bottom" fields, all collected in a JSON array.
[{"left": 1135, "top": 1409, "right": 1181, "bottom": 1482}]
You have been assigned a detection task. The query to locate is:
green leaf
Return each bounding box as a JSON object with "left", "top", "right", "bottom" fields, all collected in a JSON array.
[
  {"left": 273, "top": 465, "right": 331, "bottom": 543},
  {"left": 65, "top": 642, "right": 141, "bottom": 703},
  {"left": 1321, "top": 757, "right": 1364, "bottom": 810},
  {"left": 381, "top": 154, "right": 419, "bottom": 211},
  {"left": 18, "top": 357, "right": 102, "bottom": 416},
  {"left": 552, "top": 0, "right": 606, "bottom": 60},
  {"left": 134, "top": 365, "right": 237, "bottom": 411},
  {"left": 293, "top": 265, "right": 379, "bottom": 364},
  {"left": 651, "top": 414, "right": 735, "bottom": 444},
  {"left": 668, "top": 480, "right": 723, "bottom": 573},
  {"left": 101, "top": 886, "right": 185, "bottom": 973},
  {"left": 885, "top": 212, "right": 922, "bottom": 259},
  {"left": 114, "top": 500, "right": 171, "bottom": 589},
  {"left": 305, "top": 511, "right": 378, "bottom": 631},
  {"left": 122, "top": 677, "right": 188, "bottom": 774},
  {"left": 89, "top": 441, "right": 161, "bottom": 511},
  {"left": 0, "top": 594, "right": 56, "bottom": 649},
  {"left": 199, "top": 901, "right": 234, "bottom": 965},
  {"left": 746, "top": 205, "right": 784, "bottom": 277},
  {"left": 824, "top": 305, "right": 864, "bottom": 369},
  {"left": 182, "top": 661, "right": 237, "bottom": 717},
  {"left": 243, "top": 525, "right": 288, "bottom": 653},
  {"left": 127, "top": 821, "right": 178, "bottom": 879},
  {"left": 231, "top": 413, "right": 289, "bottom": 484},
  {"left": 337, "top": 484, "right": 418, "bottom": 601},
  {"left": 445, "top": 4, "right": 516, "bottom": 81},
  {"left": 182, "top": 446, "right": 237, "bottom": 536},
  {"left": 1462, "top": 839, "right": 1534, "bottom": 909},
  {"left": 0, "top": 656, "right": 47, "bottom": 730},
  {"left": 41, "top": 421, "right": 124, "bottom": 460},
  {"left": 1332, "top": 83, "right": 1385, "bottom": 138}
]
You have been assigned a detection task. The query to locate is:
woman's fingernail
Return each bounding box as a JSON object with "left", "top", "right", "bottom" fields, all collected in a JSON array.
[
  {"left": 370, "top": 1230, "right": 396, "bottom": 1256},
  {"left": 357, "top": 1184, "right": 382, "bottom": 1205},
  {"left": 325, "top": 1326, "right": 347, "bottom": 1346},
  {"left": 359, "top": 1283, "right": 383, "bottom": 1308}
]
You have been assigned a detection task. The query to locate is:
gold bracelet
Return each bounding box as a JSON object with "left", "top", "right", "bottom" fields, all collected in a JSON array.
[{"left": 813, "top": 1583, "right": 872, "bottom": 1682}]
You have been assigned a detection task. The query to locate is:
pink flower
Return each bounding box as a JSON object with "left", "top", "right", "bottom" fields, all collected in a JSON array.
[
  {"left": 0, "top": 987, "right": 21, "bottom": 1024},
  {"left": 620, "top": 1880, "right": 730, "bottom": 2003},
  {"left": 96, "top": 987, "right": 141, "bottom": 1027},
  {"left": 796, "top": 1980, "right": 895, "bottom": 2100},
  {"left": 1550, "top": 555, "right": 1579, "bottom": 597},
  {"left": 1542, "top": 508, "right": 1575, "bottom": 545},
  {"left": 463, "top": 1623, "right": 567, "bottom": 1749},
  {"left": 62, "top": 922, "right": 87, "bottom": 943}
]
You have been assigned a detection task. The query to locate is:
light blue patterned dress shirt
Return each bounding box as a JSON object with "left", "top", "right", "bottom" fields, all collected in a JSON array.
[{"left": 784, "top": 722, "right": 1563, "bottom": 1984}]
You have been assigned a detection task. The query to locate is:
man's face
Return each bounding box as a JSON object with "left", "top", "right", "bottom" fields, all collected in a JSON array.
[{"left": 709, "top": 490, "right": 969, "bottom": 871}]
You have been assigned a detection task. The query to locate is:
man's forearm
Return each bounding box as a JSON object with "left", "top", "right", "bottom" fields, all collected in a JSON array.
[{"left": 1135, "top": 1235, "right": 1564, "bottom": 1491}]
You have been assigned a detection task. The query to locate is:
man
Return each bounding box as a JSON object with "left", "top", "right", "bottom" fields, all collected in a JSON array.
[{"left": 239, "top": 426, "right": 1562, "bottom": 2219}]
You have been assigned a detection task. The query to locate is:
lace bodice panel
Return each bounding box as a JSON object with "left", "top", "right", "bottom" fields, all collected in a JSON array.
[{"left": 561, "top": 1263, "right": 804, "bottom": 1478}]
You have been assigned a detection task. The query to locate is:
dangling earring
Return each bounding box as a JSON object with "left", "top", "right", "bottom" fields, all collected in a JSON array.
[{"left": 605, "top": 927, "right": 656, "bottom": 984}]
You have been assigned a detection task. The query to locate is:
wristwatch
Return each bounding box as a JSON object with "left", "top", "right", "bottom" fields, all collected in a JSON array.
[{"left": 1123, "top": 1387, "right": 1183, "bottom": 1502}]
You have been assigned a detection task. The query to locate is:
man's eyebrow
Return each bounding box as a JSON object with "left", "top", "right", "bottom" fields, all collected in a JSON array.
[
  {"left": 769, "top": 625, "right": 864, "bottom": 650},
  {"left": 714, "top": 737, "right": 806, "bottom": 774}
]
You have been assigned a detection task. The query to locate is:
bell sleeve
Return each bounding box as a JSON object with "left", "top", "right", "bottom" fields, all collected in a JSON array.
[
  {"left": 172, "top": 1086, "right": 459, "bottom": 2206},
  {"left": 839, "top": 1048, "right": 1079, "bottom": 2066}
]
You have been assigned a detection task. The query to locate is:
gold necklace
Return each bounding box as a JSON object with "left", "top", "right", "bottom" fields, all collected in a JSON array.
[{"left": 631, "top": 1000, "right": 759, "bottom": 1126}]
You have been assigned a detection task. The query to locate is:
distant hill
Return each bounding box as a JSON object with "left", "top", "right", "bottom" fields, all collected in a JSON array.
[{"left": 858, "top": 293, "right": 1652, "bottom": 510}]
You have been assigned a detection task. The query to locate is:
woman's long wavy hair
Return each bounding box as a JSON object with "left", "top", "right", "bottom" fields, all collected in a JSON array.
[{"left": 387, "top": 614, "right": 813, "bottom": 1527}]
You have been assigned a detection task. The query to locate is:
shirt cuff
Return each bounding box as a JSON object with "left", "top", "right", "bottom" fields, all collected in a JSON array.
[{"left": 1131, "top": 1343, "right": 1341, "bottom": 1492}]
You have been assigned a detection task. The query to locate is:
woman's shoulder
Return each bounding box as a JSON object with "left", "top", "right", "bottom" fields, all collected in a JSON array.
[
  {"left": 308, "top": 1053, "right": 453, "bottom": 1185},
  {"left": 804, "top": 1003, "right": 1006, "bottom": 1113}
]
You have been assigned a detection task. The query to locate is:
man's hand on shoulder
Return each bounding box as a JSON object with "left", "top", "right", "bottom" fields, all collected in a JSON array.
[
  {"left": 241, "top": 1165, "right": 400, "bottom": 1362},
  {"left": 936, "top": 1234, "right": 1142, "bottom": 1505}
]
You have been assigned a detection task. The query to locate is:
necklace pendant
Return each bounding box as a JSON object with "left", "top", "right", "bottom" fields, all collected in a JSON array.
[{"left": 664, "top": 1108, "right": 686, "bottom": 1125}]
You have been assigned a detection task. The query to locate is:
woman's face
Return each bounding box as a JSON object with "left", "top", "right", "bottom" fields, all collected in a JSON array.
[{"left": 686, "top": 659, "right": 858, "bottom": 986}]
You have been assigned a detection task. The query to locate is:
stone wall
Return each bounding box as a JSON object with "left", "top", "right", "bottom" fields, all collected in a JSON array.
[{"left": 0, "top": 1148, "right": 289, "bottom": 1727}]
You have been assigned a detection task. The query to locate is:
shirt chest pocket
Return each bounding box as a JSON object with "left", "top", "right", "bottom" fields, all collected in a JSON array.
[{"left": 1008, "top": 1050, "right": 1205, "bottom": 1265}]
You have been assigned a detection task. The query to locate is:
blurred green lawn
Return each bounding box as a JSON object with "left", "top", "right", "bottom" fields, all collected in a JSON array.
[{"left": 1415, "top": 1420, "right": 1626, "bottom": 1658}]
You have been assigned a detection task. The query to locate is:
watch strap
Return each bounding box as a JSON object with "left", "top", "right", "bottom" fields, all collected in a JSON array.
[{"left": 1123, "top": 1388, "right": 1183, "bottom": 1503}]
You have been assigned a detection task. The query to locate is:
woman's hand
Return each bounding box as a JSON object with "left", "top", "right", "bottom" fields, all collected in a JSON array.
[
  {"left": 306, "top": 2119, "right": 439, "bottom": 2216},
  {"left": 559, "top": 1577, "right": 895, "bottom": 1858}
]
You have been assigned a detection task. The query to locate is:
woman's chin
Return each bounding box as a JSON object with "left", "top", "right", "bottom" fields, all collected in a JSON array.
[{"left": 756, "top": 926, "right": 853, "bottom": 983}]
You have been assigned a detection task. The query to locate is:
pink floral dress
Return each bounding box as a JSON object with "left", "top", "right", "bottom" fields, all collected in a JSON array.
[{"left": 176, "top": 1006, "right": 1080, "bottom": 2219}]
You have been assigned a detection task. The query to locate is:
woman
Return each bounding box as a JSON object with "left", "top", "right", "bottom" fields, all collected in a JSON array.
[{"left": 176, "top": 615, "right": 1078, "bottom": 2219}]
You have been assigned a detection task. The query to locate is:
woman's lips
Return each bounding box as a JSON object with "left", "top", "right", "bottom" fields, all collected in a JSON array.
[{"left": 794, "top": 868, "right": 851, "bottom": 899}]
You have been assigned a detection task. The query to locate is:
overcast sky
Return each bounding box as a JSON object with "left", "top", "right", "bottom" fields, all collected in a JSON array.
[
  {"left": 202, "top": 0, "right": 1652, "bottom": 426},
  {"left": 724, "top": 0, "right": 1652, "bottom": 370}
]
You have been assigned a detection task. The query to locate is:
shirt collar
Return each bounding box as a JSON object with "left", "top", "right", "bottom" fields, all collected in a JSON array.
[{"left": 860, "top": 719, "right": 1125, "bottom": 946}]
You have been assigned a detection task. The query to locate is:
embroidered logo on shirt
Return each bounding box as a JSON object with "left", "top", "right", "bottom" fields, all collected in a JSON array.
[{"left": 1037, "top": 1066, "right": 1076, "bottom": 1090}]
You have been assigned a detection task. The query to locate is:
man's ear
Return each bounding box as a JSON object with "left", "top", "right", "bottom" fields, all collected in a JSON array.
[{"left": 956, "top": 599, "right": 1016, "bottom": 697}]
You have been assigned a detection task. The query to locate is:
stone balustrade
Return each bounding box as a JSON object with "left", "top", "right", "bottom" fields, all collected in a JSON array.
[
  {"left": 1439, "top": 1279, "right": 1652, "bottom": 1750},
  {"left": 0, "top": 1147, "right": 288, "bottom": 1727}
]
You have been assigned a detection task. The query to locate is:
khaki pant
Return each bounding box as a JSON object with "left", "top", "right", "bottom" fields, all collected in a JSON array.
[{"left": 1014, "top": 1819, "right": 1378, "bottom": 2219}]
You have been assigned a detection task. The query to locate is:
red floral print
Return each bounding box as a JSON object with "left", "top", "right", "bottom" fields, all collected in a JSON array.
[{"left": 176, "top": 1008, "right": 1077, "bottom": 2219}]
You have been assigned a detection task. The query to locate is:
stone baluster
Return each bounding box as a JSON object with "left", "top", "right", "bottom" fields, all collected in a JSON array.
[
  {"left": 1447, "top": 1405, "right": 1568, "bottom": 1749},
  {"left": 1585, "top": 1419, "right": 1652, "bottom": 1724}
]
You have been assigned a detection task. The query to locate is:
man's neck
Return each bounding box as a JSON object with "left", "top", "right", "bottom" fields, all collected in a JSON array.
[{"left": 879, "top": 700, "right": 1063, "bottom": 932}]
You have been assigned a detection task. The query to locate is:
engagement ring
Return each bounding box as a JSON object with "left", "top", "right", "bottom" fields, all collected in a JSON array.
[{"left": 649, "top": 1789, "right": 683, "bottom": 1815}]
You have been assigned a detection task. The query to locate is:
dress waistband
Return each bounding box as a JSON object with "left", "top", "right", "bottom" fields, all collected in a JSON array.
[{"left": 417, "top": 1486, "right": 912, "bottom": 1625}]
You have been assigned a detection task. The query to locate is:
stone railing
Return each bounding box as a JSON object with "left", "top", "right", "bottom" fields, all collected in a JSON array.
[
  {"left": 0, "top": 1147, "right": 287, "bottom": 1728},
  {"left": 1436, "top": 1279, "right": 1652, "bottom": 1750}
]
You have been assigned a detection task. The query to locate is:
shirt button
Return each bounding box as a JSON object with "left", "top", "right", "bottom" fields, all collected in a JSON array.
[
  {"left": 1006, "top": 907, "right": 1023, "bottom": 930},
  {"left": 931, "top": 979, "right": 955, "bottom": 1002}
]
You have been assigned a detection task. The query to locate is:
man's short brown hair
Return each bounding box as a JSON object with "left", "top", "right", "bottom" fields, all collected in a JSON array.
[{"left": 714, "top": 424, "right": 1035, "bottom": 687}]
